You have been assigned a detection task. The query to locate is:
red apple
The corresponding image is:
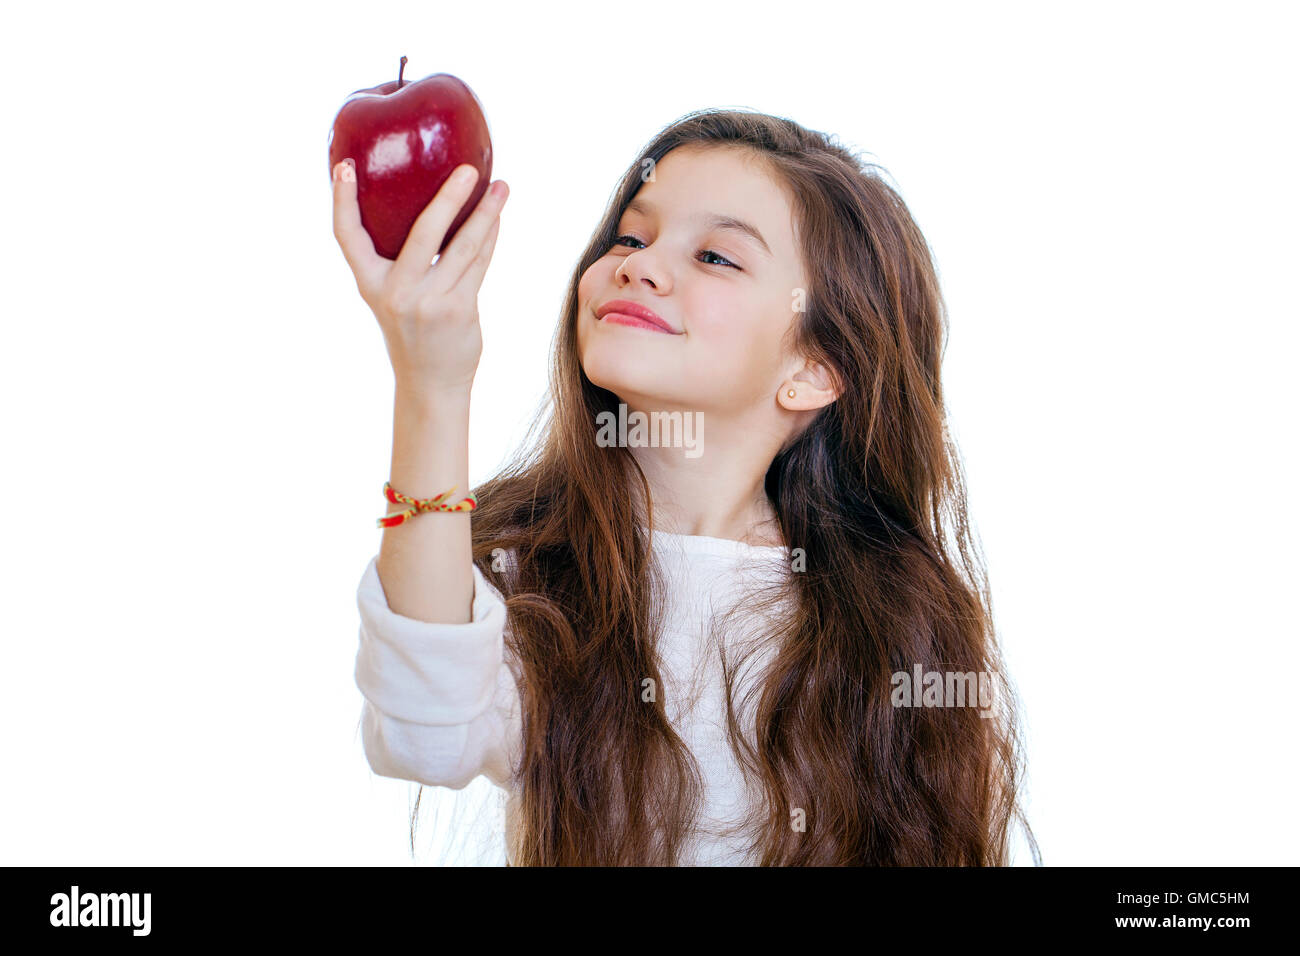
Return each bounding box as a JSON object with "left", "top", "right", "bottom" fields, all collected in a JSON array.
[{"left": 328, "top": 56, "right": 493, "bottom": 259}]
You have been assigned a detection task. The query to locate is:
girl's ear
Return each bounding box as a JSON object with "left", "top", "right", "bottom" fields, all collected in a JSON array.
[{"left": 778, "top": 362, "right": 840, "bottom": 411}]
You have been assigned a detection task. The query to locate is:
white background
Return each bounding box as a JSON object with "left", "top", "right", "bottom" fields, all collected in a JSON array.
[{"left": 1, "top": 0, "right": 1295, "bottom": 865}]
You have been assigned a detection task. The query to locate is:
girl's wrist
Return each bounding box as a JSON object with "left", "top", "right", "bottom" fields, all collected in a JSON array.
[{"left": 394, "top": 378, "right": 473, "bottom": 412}]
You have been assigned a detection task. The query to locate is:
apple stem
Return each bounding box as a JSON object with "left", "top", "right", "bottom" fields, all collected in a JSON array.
[{"left": 397, "top": 55, "right": 407, "bottom": 89}]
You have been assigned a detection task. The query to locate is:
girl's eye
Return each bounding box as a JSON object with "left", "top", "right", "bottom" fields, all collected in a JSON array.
[{"left": 612, "top": 234, "right": 740, "bottom": 270}]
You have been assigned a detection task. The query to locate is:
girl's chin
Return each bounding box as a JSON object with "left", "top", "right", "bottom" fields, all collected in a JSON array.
[{"left": 583, "top": 347, "right": 673, "bottom": 378}]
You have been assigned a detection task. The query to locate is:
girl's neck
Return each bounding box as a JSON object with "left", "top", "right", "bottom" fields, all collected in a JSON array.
[{"left": 641, "top": 500, "right": 784, "bottom": 550}]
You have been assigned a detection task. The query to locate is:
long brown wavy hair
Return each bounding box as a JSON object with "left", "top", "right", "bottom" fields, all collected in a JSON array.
[{"left": 413, "top": 107, "right": 1038, "bottom": 866}]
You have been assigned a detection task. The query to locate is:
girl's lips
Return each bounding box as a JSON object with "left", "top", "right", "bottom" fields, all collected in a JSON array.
[
  {"left": 594, "top": 298, "right": 680, "bottom": 333},
  {"left": 599, "top": 312, "right": 677, "bottom": 334}
]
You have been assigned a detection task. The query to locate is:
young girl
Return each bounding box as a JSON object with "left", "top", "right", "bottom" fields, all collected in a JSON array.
[{"left": 333, "top": 108, "right": 1039, "bottom": 866}]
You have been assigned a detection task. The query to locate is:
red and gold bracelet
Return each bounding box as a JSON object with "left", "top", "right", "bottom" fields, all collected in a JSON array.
[{"left": 377, "top": 481, "right": 478, "bottom": 528}]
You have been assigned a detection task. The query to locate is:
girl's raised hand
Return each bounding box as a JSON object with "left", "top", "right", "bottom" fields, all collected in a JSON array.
[{"left": 332, "top": 159, "right": 509, "bottom": 394}]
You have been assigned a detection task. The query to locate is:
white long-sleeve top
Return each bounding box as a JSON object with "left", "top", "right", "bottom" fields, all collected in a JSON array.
[
  {"left": 354, "top": 529, "right": 793, "bottom": 865},
  {"left": 354, "top": 530, "right": 1040, "bottom": 865}
]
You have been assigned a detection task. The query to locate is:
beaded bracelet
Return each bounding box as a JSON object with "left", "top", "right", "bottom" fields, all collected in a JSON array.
[{"left": 377, "top": 481, "right": 478, "bottom": 528}]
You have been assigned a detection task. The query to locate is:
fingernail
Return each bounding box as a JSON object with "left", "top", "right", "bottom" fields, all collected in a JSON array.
[
  {"left": 456, "top": 165, "right": 477, "bottom": 184},
  {"left": 340, "top": 159, "right": 355, "bottom": 183}
]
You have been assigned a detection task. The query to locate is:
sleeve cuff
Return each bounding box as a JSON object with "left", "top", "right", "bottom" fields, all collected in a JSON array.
[{"left": 354, "top": 554, "right": 508, "bottom": 725}]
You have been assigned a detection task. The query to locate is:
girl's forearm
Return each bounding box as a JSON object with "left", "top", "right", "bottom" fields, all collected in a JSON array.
[{"left": 375, "top": 383, "right": 475, "bottom": 625}]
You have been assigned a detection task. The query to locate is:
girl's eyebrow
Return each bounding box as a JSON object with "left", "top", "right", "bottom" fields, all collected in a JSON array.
[{"left": 625, "top": 197, "right": 772, "bottom": 258}]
